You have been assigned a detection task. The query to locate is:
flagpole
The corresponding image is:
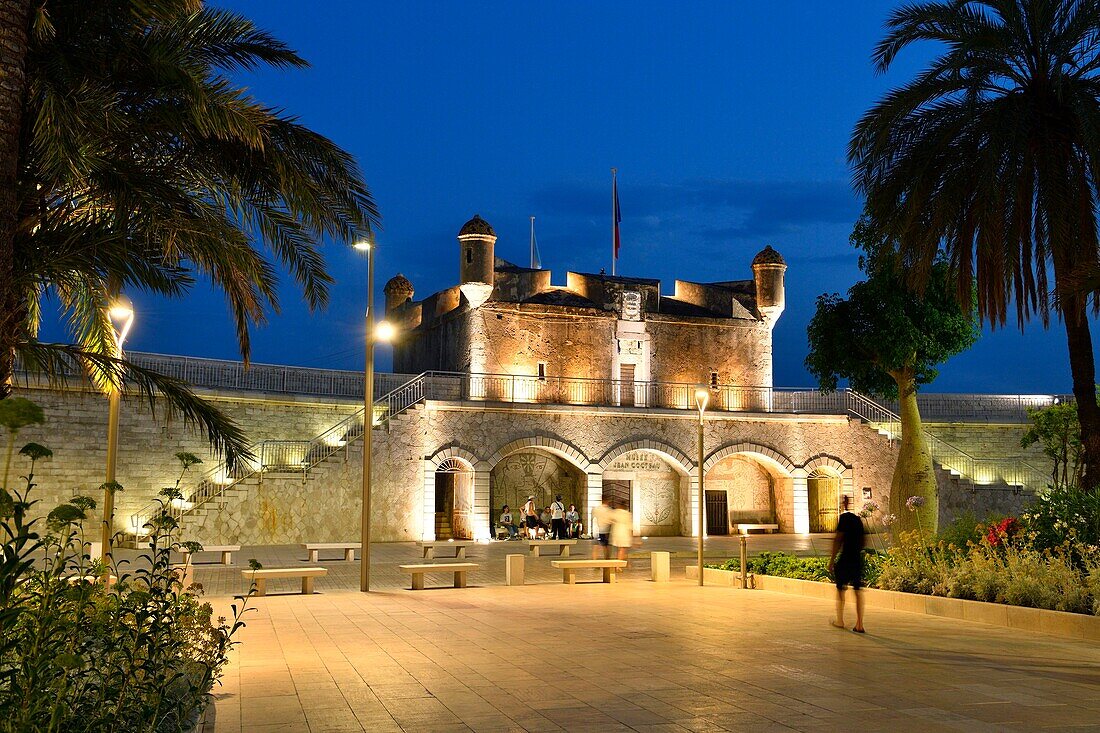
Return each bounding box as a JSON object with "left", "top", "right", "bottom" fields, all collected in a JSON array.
[
  {"left": 611, "top": 167, "right": 617, "bottom": 276},
  {"left": 530, "top": 216, "right": 536, "bottom": 269}
]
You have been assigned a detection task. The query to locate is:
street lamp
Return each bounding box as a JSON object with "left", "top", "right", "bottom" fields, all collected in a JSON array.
[
  {"left": 355, "top": 237, "right": 395, "bottom": 592},
  {"left": 102, "top": 295, "right": 135, "bottom": 560},
  {"left": 695, "top": 387, "right": 709, "bottom": 586}
]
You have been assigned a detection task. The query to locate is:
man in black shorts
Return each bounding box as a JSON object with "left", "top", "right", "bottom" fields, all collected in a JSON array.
[{"left": 828, "top": 495, "right": 866, "bottom": 633}]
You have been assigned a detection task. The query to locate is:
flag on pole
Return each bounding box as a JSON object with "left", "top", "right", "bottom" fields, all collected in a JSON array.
[
  {"left": 530, "top": 216, "right": 542, "bottom": 269},
  {"left": 612, "top": 169, "right": 621, "bottom": 273}
]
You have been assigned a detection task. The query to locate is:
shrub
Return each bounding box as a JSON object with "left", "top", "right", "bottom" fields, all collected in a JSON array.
[
  {"left": 0, "top": 420, "right": 253, "bottom": 731},
  {"left": 1021, "top": 484, "right": 1100, "bottom": 563},
  {"left": 937, "top": 511, "right": 987, "bottom": 550},
  {"left": 711, "top": 550, "right": 883, "bottom": 586}
]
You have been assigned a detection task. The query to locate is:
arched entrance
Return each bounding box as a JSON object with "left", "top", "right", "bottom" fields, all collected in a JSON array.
[
  {"left": 602, "top": 449, "right": 688, "bottom": 536},
  {"left": 704, "top": 455, "right": 783, "bottom": 534},
  {"left": 489, "top": 449, "right": 584, "bottom": 537},
  {"left": 807, "top": 469, "right": 841, "bottom": 533},
  {"left": 435, "top": 457, "right": 474, "bottom": 540}
]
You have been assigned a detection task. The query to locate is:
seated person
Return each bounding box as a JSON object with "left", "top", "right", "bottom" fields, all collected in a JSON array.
[
  {"left": 565, "top": 504, "right": 582, "bottom": 538},
  {"left": 539, "top": 507, "right": 553, "bottom": 538},
  {"left": 499, "top": 505, "right": 518, "bottom": 539}
]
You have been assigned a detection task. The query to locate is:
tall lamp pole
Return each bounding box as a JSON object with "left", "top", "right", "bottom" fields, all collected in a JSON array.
[
  {"left": 102, "top": 296, "right": 135, "bottom": 561},
  {"left": 695, "top": 388, "right": 709, "bottom": 586},
  {"left": 356, "top": 238, "right": 395, "bottom": 592}
]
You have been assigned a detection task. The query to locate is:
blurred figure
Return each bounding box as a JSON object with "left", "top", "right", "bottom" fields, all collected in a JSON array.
[
  {"left": 565, "top": 504, "right": 582, "bottom": 538},
  {"left": 550, "top": 494, "right": 566, "bottom": 539},
  {"left": 592, "top": 498, "right": 613, "bottom": 559},
  {"left": 499, "top": 505, "right": 518, "bottom": 539},
  {"left": 828, "top": 494, "right": 867, "bottom": 633},
  {"left": 539, "top": 506, "right": 552, "bottom": 538},
  {"left": 522, "top": 495, "right": 538, "bottom": 539},
  {"left": 610, "top": 499, "right": 633, "bottom": 563}
]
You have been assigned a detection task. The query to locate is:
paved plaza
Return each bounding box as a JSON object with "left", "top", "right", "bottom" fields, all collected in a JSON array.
[{"left": 192, "top": 539, "right": 1100, "bottom": 733}]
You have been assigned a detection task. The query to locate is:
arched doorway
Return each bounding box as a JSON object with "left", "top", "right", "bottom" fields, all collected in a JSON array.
[
  {"left": 807, "top": 470, "right": 841, "bottom": 533},
  {"left": 435, "top": 458, "right": 474, "bottom": 540},
  {"left": 603, "top": 450, "right": 688, "bottom": 536},
  {"left": 704, "top": 455, "right": 782, "bottom": 534},
  {"left": 490, "top": 450, "right": 584, "bottom": 537}
]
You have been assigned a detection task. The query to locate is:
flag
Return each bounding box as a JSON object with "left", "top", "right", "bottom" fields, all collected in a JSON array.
[{"left": 613, "top": 172, "right": 622, "bottom": 261}]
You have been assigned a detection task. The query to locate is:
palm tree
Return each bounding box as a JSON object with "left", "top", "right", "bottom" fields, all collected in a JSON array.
[
  {"left": 851, "top": 0, "right": 1100, "bottom": 491},
  {"left": 0, "top": 0, "right": 380, "bottom": 464}
]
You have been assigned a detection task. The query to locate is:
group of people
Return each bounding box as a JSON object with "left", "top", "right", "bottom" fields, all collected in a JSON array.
[{"left": 498, "top": 495, "right": 583, "bottom": 540}]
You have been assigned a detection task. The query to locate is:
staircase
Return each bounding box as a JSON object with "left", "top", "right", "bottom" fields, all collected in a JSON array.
[
  {"left": 132, "top": 373, "right": 433, "bottom": 533},
  {"left": 843, "top": 390, "right": 1047, "bottom": 494}
]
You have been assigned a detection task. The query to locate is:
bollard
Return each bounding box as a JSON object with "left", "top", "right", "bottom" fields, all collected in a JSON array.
[
  {"left": 650, "top": 551, "right": 670, "bottom": 582},
  {"left": 506, "top": 553, "right": 524, "bottom": 586},
  {"left": 739, "top": 535, "right": 749, "bottom": 589}
]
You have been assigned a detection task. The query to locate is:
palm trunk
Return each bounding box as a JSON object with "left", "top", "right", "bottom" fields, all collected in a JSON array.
[
  {"left": 0, "top": 1, "right": 33, "bottom": 398},
  {"left": 889, "top": 368, "right": 938, "bottom": 532},
  {"left": 1061, "top": 296, "right": 1100, "bottom": 492}
]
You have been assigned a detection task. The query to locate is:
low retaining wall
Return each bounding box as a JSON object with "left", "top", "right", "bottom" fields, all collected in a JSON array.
[{"left": 685, "top": 566, "right": 1100, "bottom": 642}]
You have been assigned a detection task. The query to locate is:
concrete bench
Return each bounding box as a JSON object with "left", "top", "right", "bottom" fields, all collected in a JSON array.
[
  {"left": 244, "top": 567, "right": 327, "bottom": 596},
  {"left": 528, "top": 539, "right": 577, "bottom": 557},
  {"left": 551, "top": 559, "right": 628, "bottom": 584},
  {"left": 301, "top": 542, "right": 360, "bottom": 562},
  {"left": 417, "top": 541, "right": 475, "bottom": 560},
  {"left": 735, "top": 524, "right": 779, "bottom": 534},
  {"left": 181, "top": 544, "right": 240, "bottom": 566},
  {"left": 399, "top": 562, "right": 479, "bottom": 590}
]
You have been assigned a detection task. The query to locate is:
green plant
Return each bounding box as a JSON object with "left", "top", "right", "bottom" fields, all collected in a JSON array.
[
  {"left": 1022, "top": 397, "right": 1086, "bottom": 488},
  {"left": 1021, "top": 484, "right": 1100, "bottom": 564},
  {"left": 937, "top": 511, "right": 988, "bottom": 551},
  {"left": 0, "top": 437, "right": 253, "bottom": 731}
]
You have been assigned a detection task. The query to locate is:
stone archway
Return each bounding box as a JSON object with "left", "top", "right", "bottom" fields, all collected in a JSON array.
[
  {"left": 488, "top": 439, "right": 589, "bottom": 539},
  {"left": 803, "top": 454, "right": 853, "bottom": 533},
  {"left": 703, "top": 443, "right": 797, "bottom": 534},
  {"left": 434, "top": 457, "right": 475, "bottom": 540},
  {"left": 423, "top": 446, "right": 487, "bottom": 541},
  {"left": 601, "top": 448, "right": 691, "bottom": 536}
]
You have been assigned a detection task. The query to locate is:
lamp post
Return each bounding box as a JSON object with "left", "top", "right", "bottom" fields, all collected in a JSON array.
[
  {"left": 102, "top": 296, "right": 135, "bottom": 560},
  {"left": 355, "top": 238, "right": 395, "bottom": 592},
  {"left": 695, "top": 388, "right": 709, "bottom": 586}
]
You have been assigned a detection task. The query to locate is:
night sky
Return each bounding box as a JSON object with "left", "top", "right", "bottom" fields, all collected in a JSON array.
[{"left": 40, "top": 1, "right": 1097, "bottom": 394}]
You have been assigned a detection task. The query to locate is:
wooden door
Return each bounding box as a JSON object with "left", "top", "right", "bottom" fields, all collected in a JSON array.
[
  {"left": 808, "top": 475, "right": 841, "bottom": 533},
  {"left": 705, "top": 490, "right": 729, "bottom": 535},
  {"left": 619, "top": 364, "right": 635, "bottom": 407},
  {"left": 602, "top": 479, "right": 631, "bottom": 510}
]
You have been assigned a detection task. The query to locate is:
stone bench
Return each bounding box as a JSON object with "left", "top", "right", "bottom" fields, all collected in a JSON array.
[
  {"left": 399, "top": 562, "right": 479, "bottom": 590},
  {"left": 181, "top": 544, "right": 240, "bottom": 566},
  {"left": 244, "top": 567, "right": 327, "bottom": 596},
  {"left": 550, "top": 559, "right": 628, "bottom": 584},
  {"left": 301, "top": 542, "right": 360, "bottom": 562},
  {"left": 417, "top": 541, "right": 475, "bottom": 560},
  {"left": 735, "top": 524, "right": 779, "bottom": 534},
  {"left": 528, "top": 539, "right": 577, "bottom": 557}
]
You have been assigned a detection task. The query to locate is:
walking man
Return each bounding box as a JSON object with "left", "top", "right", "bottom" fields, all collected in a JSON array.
[
  {"left": 828, "top": 495, "right": 866, "bottom": 633},
  {"left": 592, "top": 498, "right": 613, "bottom": 559},
  {"left": 550, "top": 494, "right": 566, "bottom": 539}
]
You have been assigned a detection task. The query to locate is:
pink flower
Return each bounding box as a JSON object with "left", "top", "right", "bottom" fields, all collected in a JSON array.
[
  {"left": 905, "top": 496, "right": 926, "bottom": 511},
  {"left": 881, "top": 513, "right": 898, "bottom": 527}
]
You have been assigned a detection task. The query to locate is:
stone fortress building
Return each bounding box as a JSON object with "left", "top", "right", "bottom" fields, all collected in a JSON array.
[{"left": 13, "top": 215, "right": 1054, "bottom": 546}]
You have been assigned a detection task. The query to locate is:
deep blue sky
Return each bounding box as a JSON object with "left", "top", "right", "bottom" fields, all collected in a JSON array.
[{"left": 42, "top": 1, "right": 1096, "bottom": 393}]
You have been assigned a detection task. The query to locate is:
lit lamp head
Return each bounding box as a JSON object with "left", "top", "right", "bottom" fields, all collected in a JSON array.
[
  {"left": 374, "top": 320, "right": 396, "bottom": 343},
  {"left": 694, "top": 388, "right": 709, "bottom": 414},
  {"left": 108, "top": 295, "right": 135, "bottom": 349},
  {"left": 353, "top": 233, "right": 374, "bottom": 253}
]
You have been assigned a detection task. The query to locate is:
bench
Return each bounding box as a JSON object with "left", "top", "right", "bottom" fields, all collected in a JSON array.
[
  {"left": 398, "top": 562, "right": 479, "bottom": 590},
  {"left": 417, "top": 541, "right": 475, "bottom": 560},
  {"left": 243, "top": 567, "right": 327, "bottom": 596},
  {"left": 181, "top": 544, "right": 241, "bottom": 566},
  {"left": 528, "top": 539, "right": 577, "bottom": 557},
  {"left": 300, "top": 542, "right": 360, "bottom": 562},
  {"left": 735, "top": 524, "right": 779, "bottom": 534},
  {"left": 550, "top": 559, "right": 628, "bottom": 584}
]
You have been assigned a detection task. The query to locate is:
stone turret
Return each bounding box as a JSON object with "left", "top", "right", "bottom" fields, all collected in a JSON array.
[
  {"left": 383, "top": 273, "right": 414, "bottom": 313},
  {"left": 458, "top": 214, "right": 496, "bottom": 307},
  {"left": 752, "top": 245, "right": 786, "bottom": 326}
]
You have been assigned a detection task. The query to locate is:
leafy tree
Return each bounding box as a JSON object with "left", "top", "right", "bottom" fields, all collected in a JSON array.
[
  {"left": 806, "top": 218, "right": 978, "bottom": 530},
  {"left": 1022, "top": 395, "right": 1090, "bottom": 489},
  {"left": 850, "top": 1, "right": 1100, "bottom": 491},
  {"left": 0, "top": 0, "right": 379, "bottom": 465}
]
